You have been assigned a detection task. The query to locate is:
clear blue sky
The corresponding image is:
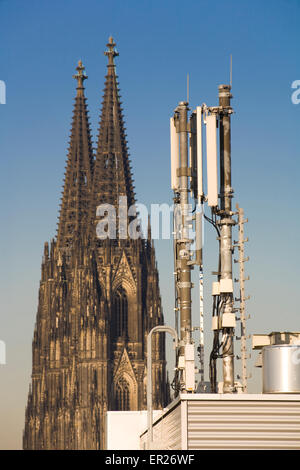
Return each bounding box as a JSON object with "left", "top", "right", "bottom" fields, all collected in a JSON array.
[{"left": 0, "top": 0, "right": 299, "bottom": 449}]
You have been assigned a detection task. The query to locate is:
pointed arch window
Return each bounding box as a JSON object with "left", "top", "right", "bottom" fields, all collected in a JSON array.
[
  {"left": 115, "top": 377, "right": 130, "bottom": 411},
  {"left": 112, "top": 286, "right": 128, "bottom": 338}
]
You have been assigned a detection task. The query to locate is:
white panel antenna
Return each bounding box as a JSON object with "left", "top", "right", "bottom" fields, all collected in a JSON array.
[
  {"left": 206, "top": 113, "right": 218, "bottom": 207},
  {"left": 189, "top": 112, "right": 197, "bottom": 199},
  {"left": 170, "top": 117, "right": 180, "bottom": 191},
  {"left": 196, "top": 106, "right": 203, "bottom": 201},
  {"left": 195, "top": 211, "right": 203, "bottom": 266}
]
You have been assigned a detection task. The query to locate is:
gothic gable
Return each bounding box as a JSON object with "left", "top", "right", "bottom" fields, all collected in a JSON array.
[
  {"left": 113, "top": 348, "right": 138, "bottom": 410},
  {"left": 114, "top": 348, "right": 136, "bottom": 380},
  {"left": 112, "top": 250, "right": 136, "bottom": 293}
]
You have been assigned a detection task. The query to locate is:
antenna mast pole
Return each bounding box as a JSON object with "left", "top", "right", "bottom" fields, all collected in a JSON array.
[
  {"left": 171, "top": 101, "right": 195, "bottom": 393},
  {"left": 177, "top": 100, "right": 192, "bottom": 365},
  {"left": 218, "top": 84, "right": 235, "bottom": 393}
]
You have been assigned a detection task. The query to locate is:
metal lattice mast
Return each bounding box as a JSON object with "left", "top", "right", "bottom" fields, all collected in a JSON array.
[
  {"left": 235, "top": 203, "right": 250, "bottom": 392},
  {"left": 198, "top": 267, "right": 205, "bottom": 385}
]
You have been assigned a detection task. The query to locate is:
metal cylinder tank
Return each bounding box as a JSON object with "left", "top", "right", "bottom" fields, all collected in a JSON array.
[{"left": 262, "top": 344, "right": 300, "bottom": 393}]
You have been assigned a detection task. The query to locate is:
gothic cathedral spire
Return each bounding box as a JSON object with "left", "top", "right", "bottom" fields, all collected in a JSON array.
[
  {"left": 92, "top": 37, "right": 135, "bottom": 220},
  {"left": 57, "top": 60, "right": 94, "bottom": 248}
]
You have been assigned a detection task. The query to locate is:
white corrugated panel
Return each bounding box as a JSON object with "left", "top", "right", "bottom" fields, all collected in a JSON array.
[
  {"left": 141, "top": 394, "right": 300, "bottom": 450},
  {"left": 187, "top": 398, "right": 300, "bottom": 450},
  {"left": 140, "top": 401, "right": 182, "bottom": 450}
]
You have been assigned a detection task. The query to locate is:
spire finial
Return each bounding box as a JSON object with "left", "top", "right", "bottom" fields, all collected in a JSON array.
[
  {"left": 104, "top": 36, "right": 119, "bottom": 66},
  {"left": 73, "top": 60, "right": 88, "bottom": 92},
  {"left": 147, "top": 214, "right": 152, "bottom": 242}
]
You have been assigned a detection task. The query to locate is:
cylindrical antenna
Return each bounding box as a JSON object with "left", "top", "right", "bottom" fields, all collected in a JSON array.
[
  {"left": 170, "top": 117, "right": 180, "bottom": 191},
  {"left": 230, "top": 54, "right": 232, "bottom": 87},
  {"left": 206, "top": 113, "right": 218, "bottom": 207},
  {"left": 187, "top": 73, "right": 189, "bottom": 103}
]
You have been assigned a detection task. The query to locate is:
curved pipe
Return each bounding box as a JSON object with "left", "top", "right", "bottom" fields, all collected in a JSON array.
[{"left": 147, "top": 325, "right": 178, "bottom": 449}]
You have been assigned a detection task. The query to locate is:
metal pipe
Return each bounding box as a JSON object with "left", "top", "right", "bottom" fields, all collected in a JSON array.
[
  {"left": 147, "top": 325, "right": 178, "bottom": 449},
  {"left": 177, "top": 102, "right": 192, "bottom": 350},
  {"left": 218, "top": 84, "right": 235, "bottom": 393}
]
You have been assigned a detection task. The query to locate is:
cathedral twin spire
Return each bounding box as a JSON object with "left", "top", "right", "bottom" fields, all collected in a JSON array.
[
  {"left": 24, "top": 38, "right": 168, "bottom": 450},
  {"left": 57, "top": 37, "right": 135, "bottom": 249}
]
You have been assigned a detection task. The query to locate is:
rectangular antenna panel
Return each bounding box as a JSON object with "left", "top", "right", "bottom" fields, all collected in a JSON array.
[
  {"left": 196, "top": 106, "right": 203, "bottom": 199},
  {"left": 212, "top": 281, "right": 220, "bottom": 296},
  {"left": 170, "top": 117, "right": 180, "bottom": 191},
  {"left": 219, "top": 278, "right": 233, "bottom": 293},
  {"left": 206, "top": 114, "right": 218, "bottom": 207},
  {"left": 185, "top": 344, "right": 195, "bottom": 391},
  {"left": 190, "top": 113, "right": 197, "bottom": 199},
  {"left": 195, "top": 211, "right": 203, "bottom": 265},
  {"left": 221, "top": 313, "right": 236, "bottom": 328}
]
